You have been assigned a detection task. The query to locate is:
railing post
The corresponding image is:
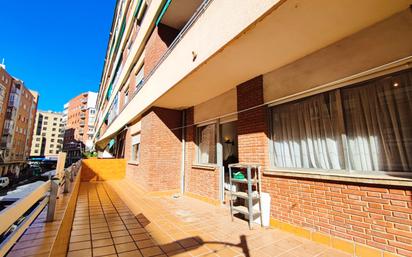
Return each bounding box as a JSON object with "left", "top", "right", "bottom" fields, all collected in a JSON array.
[
  {"left": 64, "top": 169, "right": 71, "bottom": 193},
  {"left": 46, "top": 179, "right": 59, "bottom": 222}
]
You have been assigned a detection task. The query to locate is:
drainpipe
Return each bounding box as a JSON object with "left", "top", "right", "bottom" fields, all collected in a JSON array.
[{"left": 180, "top": 110, "right": 186, "bottom": 195}]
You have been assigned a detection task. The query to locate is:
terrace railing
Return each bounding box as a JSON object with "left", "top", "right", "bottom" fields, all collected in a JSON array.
[{"left": 0, "top": 161, "right": 81, "bottom": 257}]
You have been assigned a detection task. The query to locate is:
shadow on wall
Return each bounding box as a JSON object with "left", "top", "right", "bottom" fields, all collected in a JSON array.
[{"left": 81, "top": 159, "right": 126, "bottom": 181}]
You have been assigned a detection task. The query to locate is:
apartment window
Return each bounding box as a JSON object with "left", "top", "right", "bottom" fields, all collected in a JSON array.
[
  {"left": 35, "top": 144, "right": 40, "bottom": 147},
  {"left": 52, "top": 128, "right": 56, "bottom": 131},
  {"left": 196, "top": 123, "right": 217, "bottom": 164},
  {"left": 51, "top": 139, "right": 55, "bottom": 142},
  {"left": 124, "top": 87, "right": 129, "bottom": 105},
  {"left": 44, "top": 121, "right": 48, "bottom": 125},
  {"left": 34, "top": 150, "right": 39, "bottom": 154},
  {"left": 49, "top": 150, "right": 53, "bottom": 154},
  {"left": 36, "top": 138, "right": 40, "bottom": 142},
  {"left": 42, "top": 133, "right": 46, "bottom": 136},
  {"left": 131, "top": 134, "right": 140, "bottom": 162},
  {"left": 54, "top": 117, "right": 57, "bottom": 121},
  {"left": 269, "top": 69, "right": 412, "bottom": 173},
  {"left": 44, "top": 116, "right": 48, "bottom": 120},
  {"left": 135, "top": 65, "right": 144, "bottom": 89},
  {"left": 53, "top": 123, "right": 57, "bottom": 126},
  {"left": 52, "top": 134, "right": 55, "bottom": 137}
]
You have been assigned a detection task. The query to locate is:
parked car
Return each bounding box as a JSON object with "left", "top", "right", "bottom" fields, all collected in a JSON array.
[{"left": 0, "top": 177, "right": 10, "bottom": 188}]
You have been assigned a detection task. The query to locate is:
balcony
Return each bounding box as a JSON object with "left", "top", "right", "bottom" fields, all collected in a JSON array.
[
  {"left": 80, "top": 113, "right": 86, "bottom": 119},
  {"left": 78, "top": 129, "right": 84, "bottom": 135},
  {"left": 79, "top": 121, "right": 85, "bottom": 127},
  {"left": 80, "top": 105, "right": 87, "bottom": 111},
  {"left": 97, "top": 0, "right": 410, "bottom": 144},
  {"left": 2, "top": 159, "right": 346, "bottom": 257},
  {"left": 81, "top": 98, "right": 88, "bottom": 104}
]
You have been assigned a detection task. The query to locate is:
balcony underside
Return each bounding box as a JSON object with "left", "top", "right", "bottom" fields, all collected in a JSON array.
[{"left": 97, "top": 0, "right": 410, "bottom": 145}]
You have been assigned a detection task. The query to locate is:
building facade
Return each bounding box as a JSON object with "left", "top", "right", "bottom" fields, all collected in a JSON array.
[
  {"left": 0, "top": 67, "right": 38, "bottom": 176},
  {"left": 63, "top": 91, "right": 97, "bottom": 164},
  {"left": 30, "top": 111, "right": 64, "bottom": 158},
  {"left": 94, "top": 1, "right": 412, "bottom": 256}
]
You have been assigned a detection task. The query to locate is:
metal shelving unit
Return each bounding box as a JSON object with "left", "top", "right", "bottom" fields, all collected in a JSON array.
[{"left": 228, "top": 163, "right": 262, "bottom": 229}]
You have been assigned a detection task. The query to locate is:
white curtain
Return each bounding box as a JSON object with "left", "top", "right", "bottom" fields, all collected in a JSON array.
[
  {"left": 342, "top": 71, "right": 412, "bottom": 172},
  {"left": 198, "top": 124, "right": 216, "bottom": 164},
  {"left": 272, "top": 92, "right": 344, "bottom": 170}
]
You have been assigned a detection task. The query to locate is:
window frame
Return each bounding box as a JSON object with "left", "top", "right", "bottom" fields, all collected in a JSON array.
[
  {"left": 195, "top": 121, "right": 218, "bottom": 166},
  {"left": 267, "top": 68, "right": 412, "bottom": 177},
  {"left": 130, "top": 133, "right": 141, "bottom": 163}
]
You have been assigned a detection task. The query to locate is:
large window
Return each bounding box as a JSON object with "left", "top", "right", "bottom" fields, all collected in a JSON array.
[
  {"left": 196, "top": 123, "right": 217, "bottom": 164},
  {"left": 270, "top": 69, "right": 412, "bottom": 173},
  {"left": 131, "top": 134, "right": 140, "bottom": 162}
]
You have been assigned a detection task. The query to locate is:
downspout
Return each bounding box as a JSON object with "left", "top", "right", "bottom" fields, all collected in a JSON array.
[{"left": 180, "top": 110, "right": 186, "bottom": 194}]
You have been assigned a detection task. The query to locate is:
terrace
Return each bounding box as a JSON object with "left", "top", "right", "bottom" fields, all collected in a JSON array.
[{"left": 1, "top": 159, "right": 352, "bottom": 257}]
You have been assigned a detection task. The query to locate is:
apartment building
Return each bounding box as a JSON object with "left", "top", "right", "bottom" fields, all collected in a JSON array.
[
  {"left": 30, "top": 111, "right": 64, "bottom": 158},
  {"left": 0, "top": 72, "right": 38, "bottom": 176},
  {"left": 63, "top": 91, "right": 97, "bottom": 163},
  {"left": 0, "top": 65, "right": 12, "bottom": 138},
  {"left": 94, "top": 1, "right": 412, "bottom": 256}
]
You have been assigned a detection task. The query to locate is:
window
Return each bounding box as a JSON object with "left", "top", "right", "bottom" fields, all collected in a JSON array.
[
  {"left": 135, "top": 65, "right": 144, "bottom": 89},
  {"left": 51, "top": 139, "right": 55, "bottom": 142},
  {"left": 270, "top": 69, "right": 412, "bottom": 173},
  {"left": 131, "top": 134, "right": 140, "bottom": 162},
  {"left": 196, "top": 123, "right": 217, "bottom": 164},
  {"left": 36, "top": 138, "right": 40, "bottom": 142}
]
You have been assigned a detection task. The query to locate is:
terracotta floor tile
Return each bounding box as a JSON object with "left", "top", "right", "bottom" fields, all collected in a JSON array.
[
  {"left": 92, "top": 238, "right": 114, "bottom": 248},
  {"left": 92, "top": 232, "right": 112, "bottom": 240},
  {"left": 112, "top": 230, "right": 131, "bottom": 237},
  {"left": 132, "top": 233, "right": 151, "bottom": 241},
  {"left": 113, "top": 235, "right": 134, "bottom": 244},
  {"left": 70, "top": 228, "right": 90, "bottom": 236},
  {"left": 69, "top": 241, "right": 91, "bottom": 251},
  {"left": 67, "top": 249, "right": 92, "bottom": 257},
  {"left": 159, "top": 242, "right": 183, "bottom": 253},
  {"left": 135, "top": 239, "right": 156, "bottom": 249},
  {"left": 140, "top": 246, "right": 164, "bottom": 257},
  {"left": 118, "top": 250, "right": 143, "bottom": 257},
  {"left": 115, "top": 242, "right": 138, "bottom": 253},
  {"left": 93, "top": 245, "right": 117, "bottom": 257}
]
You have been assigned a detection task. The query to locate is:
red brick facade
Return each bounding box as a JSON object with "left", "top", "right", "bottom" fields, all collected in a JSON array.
[
  {"left": 263, "top": 177, "right": 412, "bottom": 256},
  {"left": 236, "top": 76, "right": 270, "bottom": 166},
  {"left": 184, "top": 107, "right": 220, "bottom": 200},
  {"left": 144, "top": 24, "right": 179, "bottom": 76},
  {"left": 236, "top": 75, "right": 412, "bottom": 257},
  {"left": 120, "top": 74, "right": 412, "bottom": 256},
  {"left": 126, "top": 107, "right": 182, "bottom": 192}
]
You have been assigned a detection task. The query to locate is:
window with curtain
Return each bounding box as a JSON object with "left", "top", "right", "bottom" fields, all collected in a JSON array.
[
  {"left": 197, "top": 124, "right": 217, "bottom": 164},
  {"left": 131, "top": 134, "right": 140, "bottom": 162},
  {"left": 270, "top": 69, "right": 412, "bottom": 173}
]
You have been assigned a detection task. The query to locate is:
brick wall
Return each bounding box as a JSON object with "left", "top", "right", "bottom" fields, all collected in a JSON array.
[
  {"left": 263, "top": 176, "right": 412, "bottom": 256},
  {"left": 144, "top": 24, "right": 179, "bottom": 76},
  {"left": 236, "top": 75, "right": 269, "bottom": 166},
  {"left": 126, "top": 107, "right": 182, "bottom": 192},
  {"left": 236, "top": 75, "right": 412, "bottom": 256},
  {"left": 184, "top": 107, "right": 220, "bottom": 201}
]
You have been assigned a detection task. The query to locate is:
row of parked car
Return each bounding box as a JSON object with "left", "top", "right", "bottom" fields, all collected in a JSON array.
[{"left": 0, "top": 159, "right": 57, "bottom": 189}]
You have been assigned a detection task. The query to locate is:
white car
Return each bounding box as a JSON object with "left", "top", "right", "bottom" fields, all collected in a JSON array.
[{"left": 0, "top": 177, "right": 10, "bottom": 188}]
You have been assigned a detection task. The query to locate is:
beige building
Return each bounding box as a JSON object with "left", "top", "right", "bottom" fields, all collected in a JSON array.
[{"left": 30, "top": 111, "right": 64, "bottom": 158}]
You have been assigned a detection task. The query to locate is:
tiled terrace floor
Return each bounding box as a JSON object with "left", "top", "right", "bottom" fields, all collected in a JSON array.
[{"left": 67, "top": 179, "right": 351, "bottom": 257}]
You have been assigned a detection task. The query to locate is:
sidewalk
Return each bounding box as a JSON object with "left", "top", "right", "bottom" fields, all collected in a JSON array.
[{"left": 67, "top": 179, "right": 351, "bottom": 257}]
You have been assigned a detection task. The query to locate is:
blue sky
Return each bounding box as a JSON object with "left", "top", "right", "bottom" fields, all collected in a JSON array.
[{"left": 0, "top": 1, "right": 116, "bottom": 111}]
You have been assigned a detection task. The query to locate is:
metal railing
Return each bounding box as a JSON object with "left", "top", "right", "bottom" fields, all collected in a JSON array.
[{"left": 0, "top": 161, "right": 81, "bottom": 257}]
